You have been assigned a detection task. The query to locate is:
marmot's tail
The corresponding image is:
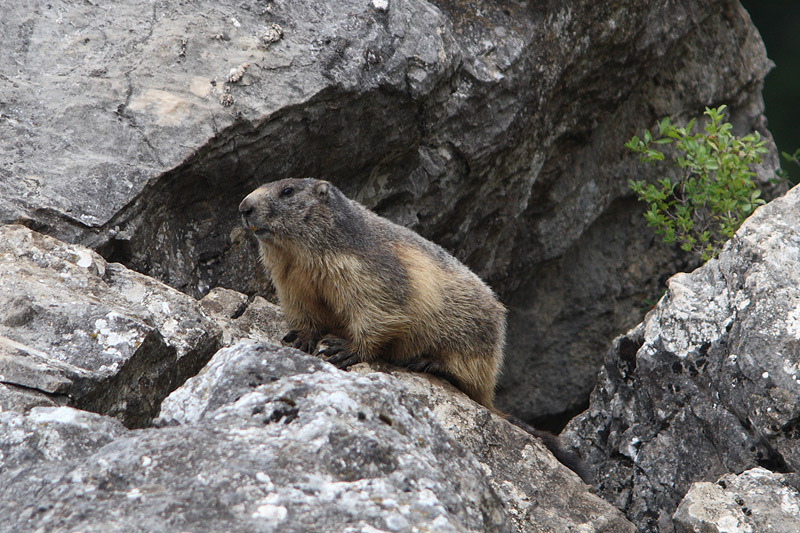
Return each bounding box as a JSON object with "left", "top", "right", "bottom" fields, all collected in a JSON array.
[{"left": 506, "top": 414, "right": 591, "bottom": 483}]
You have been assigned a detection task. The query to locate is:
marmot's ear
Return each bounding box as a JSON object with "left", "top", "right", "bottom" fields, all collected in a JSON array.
[{"left": 314, "top": 180, "right": 330, "bottom": 201}]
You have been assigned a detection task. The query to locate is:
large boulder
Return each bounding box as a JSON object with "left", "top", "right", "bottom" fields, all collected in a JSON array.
[
  {"left": 160, "top": 343, "right": 635, "bottom": 531},
  {"left": 0, "top": 224, "right": 222, "bottom": 427},
  {"left": 0, "top": 343, "right": 635, "bottom": 532},
  {"left": 0, "top": 0, "right": 777, "bottom": 424},
  {"left": 673, "top": 468, "right": 800, "bottom": 533},
  {"left": 563, "top": 184, "right": 800, "bottom": 531}
]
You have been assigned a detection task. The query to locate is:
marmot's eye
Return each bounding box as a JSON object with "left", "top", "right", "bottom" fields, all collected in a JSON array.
[{"left": 279, "top": 186, "right": 294, "bottom": 198}]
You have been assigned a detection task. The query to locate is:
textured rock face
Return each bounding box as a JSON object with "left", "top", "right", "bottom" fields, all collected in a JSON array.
[
  {"left": 349, "top": 363, "right": 636, "bottom": 532},
  {"left": 563, "top": 184, "right": 800, "bottom": 531},
  {"left": 0, "top": 343, "right": 634, "bottom": 532},
  {"left": 199, "top": 287, "right": 286, "bottom": 346},
  {"left": 673, "top": 468, "right": 800, "bottom": 533},
  {"left": 0, "top": 407, "right": 128, "bottom": 474},
  {"left": 0, "top": 224, "right": 222, "bottom": 427},
  {"left": 0, "top": 0, "right": 776, "bottom": 423}
]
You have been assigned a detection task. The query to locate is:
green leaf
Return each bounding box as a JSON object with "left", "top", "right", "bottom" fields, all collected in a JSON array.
[{"left": 658, "top": 117, "right": 671, "bottom": 135}]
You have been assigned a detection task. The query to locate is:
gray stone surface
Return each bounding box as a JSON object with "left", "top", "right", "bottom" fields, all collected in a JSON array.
[
  {"left": 0, "top": 0, "right": 778, "bottom": 424},
  {"left": 350, "top": 363, "right": 636, "bottom": 532},
  {"left": 673, "top": 468, "right": 800, "bottom": 533},
  {"left": 0, "top": 382, "right": 63, "bottom": 413},
  {"left": 0, "top": 406, "right": 128, "bottom": 475},
  {"left": 0, "top": 340, "right": 634, "bottom": 531},
  {"left": 200, "top": 287, "right": 286, "bottom": 346},
  {"left": 0, "top": 344, "right": 497, "bottom": 531},
  {"left": 157, "top": 342, "right": 634, "bottom": 532},
  {"left": 0, "top": 225, "right": 221, "bottom": 427},
  {"left": 563, "top": 184, "right": 800, "bottom": 531}
]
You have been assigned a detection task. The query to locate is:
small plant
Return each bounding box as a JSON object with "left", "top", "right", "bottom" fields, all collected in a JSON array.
[
  {"left": 778, "top": 148, "right": 800, "bottom": 182},
  {"left": 626, "top": 105, "right": 768, "bottom": 262}
]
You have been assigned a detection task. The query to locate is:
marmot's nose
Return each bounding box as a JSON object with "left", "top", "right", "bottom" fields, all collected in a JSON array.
[{"left": 239, "top": 196, "right": 254, "bottom": 218}]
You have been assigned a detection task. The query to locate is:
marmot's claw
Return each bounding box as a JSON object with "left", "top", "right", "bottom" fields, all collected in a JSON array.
[
  {"left": 405, "top": 359, "right": 436, "bottom": 373},
  {"left": 281, "top": 330, "right": 299, "bottom": 344},
  {"left": 282, "top": 330, "right": 318, "bottom": 354},
  {"left": 317, "top": 344, "right": 345, "bottom": 357},
  {"left": 299, "top": 340, "right": 317, "bottom": 353},
  {"left": 316, "top": 336, "right": 346, "bottom": 357},
  {"left": 326, "top": 350, "right": 362, "bottom": 370}
]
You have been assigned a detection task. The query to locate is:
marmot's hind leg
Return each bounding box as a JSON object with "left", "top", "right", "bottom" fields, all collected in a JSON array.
[
  {"left": 403, "top": 353, "right": 496, "bottom": 408},
  {"left": 436, "top": 350, "right": 499, "bottom": 408}
]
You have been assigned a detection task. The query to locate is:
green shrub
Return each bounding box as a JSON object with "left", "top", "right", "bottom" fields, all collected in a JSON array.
[{"left": 626, "top": 105, "right": 768, "bottom": 262}]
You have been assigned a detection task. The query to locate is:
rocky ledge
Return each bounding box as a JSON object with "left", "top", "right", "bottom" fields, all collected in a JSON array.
[
  {"left": 0, "top": 341, "right": 634, "bottom": 531},
  {"left": 564, "top": 184, "right": 800, "bottom": 531}
]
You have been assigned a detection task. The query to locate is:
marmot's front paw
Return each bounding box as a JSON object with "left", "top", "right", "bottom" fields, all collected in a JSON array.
[
  {"left": 317, "top": 336, "right": 363, "bottom": 369},
  {"left": 281, "top": 330, "right": 299, "bottom": 344},
  {"left": 281, "top": 330, "right": 319, "bottom": 354}
]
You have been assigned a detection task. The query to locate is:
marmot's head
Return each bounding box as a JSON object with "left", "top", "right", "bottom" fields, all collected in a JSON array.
[{"left": 239, "top": 178, "right": 345, "bottom": 247}]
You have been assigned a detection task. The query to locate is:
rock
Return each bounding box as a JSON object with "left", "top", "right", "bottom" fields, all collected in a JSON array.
[
  {"left": 156, "top": 342, "right": 635, "bottom": 532},
  {"left": 1, "top": 344, "right": 504, "bottom": 531},
  {"left": 0, "top": 0, "right": 778, "bottom": 425},
  {"left": 0, "top": 225, "right": 221, "bottom": 427},
  {"left": 199, "top": 288, "right": 286, "bottom": 346},
  {"left": 563, "top": 184, "right": 800, "bottom": 530},
  {"left": 0, "top": 382, "right": 63, "bottom": 413},
  {"left": 0, "top": 407, "right": 128, "bottom": 475},
  {"left": 199, "top": 287, "right": 250, "bottom": 320},
  {"left": 673, "top": 468, "right": 800, "bottom": 533},
  {"left": 349, "top": 363, "right": 636, "bottom": 532}
]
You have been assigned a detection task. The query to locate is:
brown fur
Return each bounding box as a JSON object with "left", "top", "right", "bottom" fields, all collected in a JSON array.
[{"left": 239, "top": 178, "right": 506, "bottom": 408}]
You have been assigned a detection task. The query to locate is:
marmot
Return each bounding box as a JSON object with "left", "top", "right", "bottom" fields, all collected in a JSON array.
[{"left": 239, "top": 178, "right": 506, "bottom": 408}]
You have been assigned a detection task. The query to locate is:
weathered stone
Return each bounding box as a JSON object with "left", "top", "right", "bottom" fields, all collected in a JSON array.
[
  {"left": 234, "top": 296, "right": 286, "bottom": 342},
  {"left": 0, "top": 336, "right": 79, "bottom": 395},
  {"left": 0, "top": 383, "right": 63, "bottom": 413},
  {"left": 0, "top": 0, "right": 778, "bottom": 425},
  {"left": 0, "top": 225, "right": 221, "bottom": 427},
  {"left": 673, "top": 468, "right": 800, "bottom": 533},
  {"left": 350, "top": 363, "right": 636, "bottom": 532},
  {"left": 4, "top": 344, "right": 511, "bottom": 532},
  {"left": 0, "top": 407, "right": 128, "bottom": 475},
  {"left": 563, "top": 184, "right": 800, "bottom": 531},
  {"left": 199, "top": 287, "right": 249, "bottom": 320},
  {"left": 156, "top": 342, "right": 634, "bottom": 532},
  {"left": 200, "top": 288, "right": 286, "bottom": 346}
]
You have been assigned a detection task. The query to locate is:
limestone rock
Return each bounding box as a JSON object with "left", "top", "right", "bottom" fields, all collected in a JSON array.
[
  {"left": 0, "top": 225, "right": 221, "bottom": 427},
  {"left": 563, "top": 184, "right": 800, "bottom": 531},
  {"left": 0, "top": 407, "right": 128, "bottom": 475},
  {"left": 199, "top": 287, "right": 286, "bottom": 346},
  {"left": 0, "top": 382, "right": 63, "bottom": 414},
  {"left": 350, "top": 363, "right": 636, "bottom": 532},
  {"left": 673, "top": 468, "right": 800, "bottom": 533},
  {"left": 1, "top": 344, "right": 503, "bottom": 531},
  {"left": 157, "top": 342, "right": 635, "bottom": 532},
  {"left": 0, "top": 0, "right": 778, "bottom": 424},
  {"left": 0, "top": 342, "right": 631, "bottom": 531}
]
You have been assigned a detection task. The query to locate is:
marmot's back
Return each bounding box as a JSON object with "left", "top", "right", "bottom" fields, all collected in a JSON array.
[{"left": 239, "top": 178, "right": 506, "bottom": 407}]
